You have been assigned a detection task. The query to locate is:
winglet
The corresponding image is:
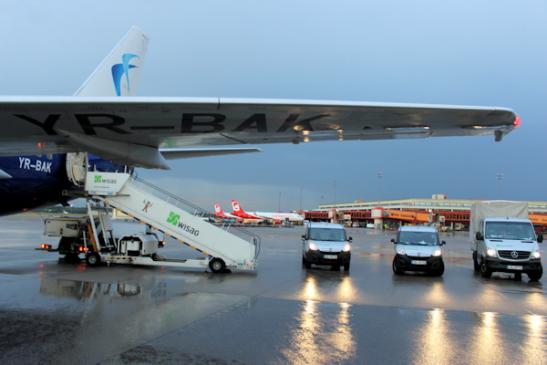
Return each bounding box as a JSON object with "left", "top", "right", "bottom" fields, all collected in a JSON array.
[{"left": 74, "top": 26, "right": 148, "bottom": 97}]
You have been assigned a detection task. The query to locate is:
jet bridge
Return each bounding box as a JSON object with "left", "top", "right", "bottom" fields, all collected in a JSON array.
[{"left": 83, "top": 171, "right": 260, "bottom": 273}]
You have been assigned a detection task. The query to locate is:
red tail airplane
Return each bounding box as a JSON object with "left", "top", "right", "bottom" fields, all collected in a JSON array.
[{"left": 231, "top": 200, "right": 266, "bottom": 222}]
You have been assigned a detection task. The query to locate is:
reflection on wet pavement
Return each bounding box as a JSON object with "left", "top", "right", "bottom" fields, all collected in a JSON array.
[
  {"left": 413, "top": 308, "right": 453, "bottom": 364},
  {"left": 281, "top": 300, "right": 355, "bottom": 364}
]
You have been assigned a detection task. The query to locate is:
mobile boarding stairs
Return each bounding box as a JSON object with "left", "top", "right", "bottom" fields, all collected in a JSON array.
[{"left": 74, "top": 171, "right": 259, "bottom": 273}]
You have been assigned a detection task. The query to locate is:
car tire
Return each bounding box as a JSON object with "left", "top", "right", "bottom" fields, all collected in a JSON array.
[
  {"left": 479, "top": 260, "right": 492, "bottom": 279},
  {"left": 85, "top": 252, "right": 101, "bottom": 267},
  {"left": 473, "top": 251, "right": 480, "bottom": 272},
  {"left": 209, "top": 258, "right": 226, "bottom": 273},
  {"left": 431, "top": 262, "right": 445, "bottom": 276},
  {"left": 528, "top": 267, "right": 543, "bottom": 282},
  {"left": 343, "top": 262, "right": 350, "bottom": 272},
  {"left": 392, "top": 258, "right": 403, "bottom": 275}
]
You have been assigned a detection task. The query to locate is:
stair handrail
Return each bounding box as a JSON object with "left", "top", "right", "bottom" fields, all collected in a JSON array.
[{"left": 128, "top": 176, "right": 261, "bottom": 255}]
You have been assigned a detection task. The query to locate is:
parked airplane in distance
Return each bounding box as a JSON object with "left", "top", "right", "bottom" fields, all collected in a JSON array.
[
  {"left": 230, "top": 200, "right": 267, "bottom": 222},
  {"left": 213, "top": 203, "right": 243, "bottom": 223},
  {"left": 231, "top": 200, "right": 304, "bottom": 223}
]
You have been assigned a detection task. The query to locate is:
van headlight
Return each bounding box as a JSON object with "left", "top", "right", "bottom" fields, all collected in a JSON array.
[
  {"left": 309, "top": 243, "right": 318, "bottom": 251},
  {"left": 531, "top": 250, "right": 541, "bottom": 259},
  {"left": 486, "top": 248, "right": 497, "bottom": 257},
  {"left": 433, "top": 249, "right": 442, "bottom": 257},
  {"left": 396, "top": 247, "right": 406, "bottom": 255},
  {"left": 343, "top": 243, "right": 351, "bottom": 252}
]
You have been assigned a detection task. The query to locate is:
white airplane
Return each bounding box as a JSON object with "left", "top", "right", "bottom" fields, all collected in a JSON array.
[
  {"left": 231, "top": 200, "right": 304, "bottom": 223},
  {"left": 0, "top": 27, "right": 520, "bottom": 215}
]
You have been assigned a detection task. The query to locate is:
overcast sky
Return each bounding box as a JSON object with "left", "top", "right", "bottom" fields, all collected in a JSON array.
[{"left": 1, "top": 0, "right": 546, "bottom": 211}]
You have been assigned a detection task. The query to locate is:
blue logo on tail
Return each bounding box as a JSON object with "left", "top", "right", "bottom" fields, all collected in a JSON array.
[{"left": 111, "top": 53, "right": 138, "bottom": 96}]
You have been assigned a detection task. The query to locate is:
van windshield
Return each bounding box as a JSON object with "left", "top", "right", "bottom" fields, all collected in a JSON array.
[
  {"left": 485, "top": 222, "right": 536, "bottom": 240},
  {"left": 309, "top": 228, "right": 346, "bottom": 242},
  {"left": 398, "top": 231, "right": 438, "bottom": 246}
]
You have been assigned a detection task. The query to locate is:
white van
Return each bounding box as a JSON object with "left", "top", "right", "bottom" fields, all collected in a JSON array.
[
  {"left": 471, "top": 201, "right": 543, "bottom": 281},
  {"left": 391, "top": 226, "right": 445, "bottom": 276},
  {"left": 302, "top": 222, "right": 352, "bottom": 271}
]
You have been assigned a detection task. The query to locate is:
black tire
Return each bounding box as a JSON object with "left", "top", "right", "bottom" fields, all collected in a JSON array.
[
  {"left": 64, "top": 253, "right": 80, "bottom": 264},
  {"left": 527, "top": 267, "right": 543, "bottom": 282},
  {"left": 304, "top": 260, "right": 312, "bottom": 269},
  {"left": 431, "top": 262, "right": 445, "bottom": 276},
  {"left": 209, "top": 258, "right": 226, "bottom": 273},
  {"left": 301, "top": 256, "right": 306, "bottom": 267},
  {"left": 392, "top": 258, "right": 403, "bottom": 275},
  {"left": 343, "top": 262, "right": 350, "bottom": 272},
  {"left": 479, "top": 260, "right": 492, "bottom": 279},
  {"left": 473, "top": 251, "right": 480, "bottom": 272},
  {"left": 514, "top": 272, "right": 522, "bottom": 281},
  {"left": 85, "top": 252, "right": 101, "bottom": 267}
]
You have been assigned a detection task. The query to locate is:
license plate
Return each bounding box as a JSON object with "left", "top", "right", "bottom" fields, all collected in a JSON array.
[
  {"left": 411, "top": 260, "right": 427, "bottom": 265},
  {"left": 507, "top": 265, "right": 523, "bottom": 270},
  {"left": 324, "top": 254, "right": 338, "bottom": 259}
]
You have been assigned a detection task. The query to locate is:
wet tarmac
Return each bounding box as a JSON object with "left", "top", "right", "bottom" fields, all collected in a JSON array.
[{"left": 0, "top": 215, "right": 545, "bottom": 364}]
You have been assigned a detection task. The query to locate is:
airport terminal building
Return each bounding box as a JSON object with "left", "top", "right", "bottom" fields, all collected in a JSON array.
[{"left": 304, "top": 195, "right": 547, "bottom": 230}]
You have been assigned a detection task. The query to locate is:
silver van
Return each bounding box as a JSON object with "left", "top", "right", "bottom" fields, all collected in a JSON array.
[{"left": 302, "top": 222, "right": 352, "bottom": 271}]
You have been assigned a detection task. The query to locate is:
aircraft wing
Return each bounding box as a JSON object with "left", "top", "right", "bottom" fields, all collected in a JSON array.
[{"left": 0, "top": 96, "right": 518, "bottom": 169}]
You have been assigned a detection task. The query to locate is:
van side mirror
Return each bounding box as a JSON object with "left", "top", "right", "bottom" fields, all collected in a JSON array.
[
  {"left": 301, "top": 234, "right": 306, "bottom": 240},
  {"left": 441, "top": 240, "right": 446, "bottom": 246},
  {"left": 390, "top": 238, "right": 396, "bottom": 244},
  {"left": 348, "top": 237, "right": 353, "bottom": 242},
  {"left": 538, "top": 234, "right": 543, "bottom": 243},
  {"left": 475, "top": 232, "right": 484, "bottom": 241}
]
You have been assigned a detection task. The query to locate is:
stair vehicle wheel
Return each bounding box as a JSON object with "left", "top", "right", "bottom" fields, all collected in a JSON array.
[
  {"left": 209, "top": 258, "right": 226, "bottom": 273},
  {"left": 64, "top": 253, "right": 80, "bottom": 264},
  {"left": 86, "top": 252, "right": 101, "bottom": 267},
  {"left": 479, "top": 260, "right": 492, "bottom": 279},
  {"left": 472, "top": 251, "right": 480, "bottom": 272},
  {"left": 527, "top": 267, "right": 543, "bottom": 282}
]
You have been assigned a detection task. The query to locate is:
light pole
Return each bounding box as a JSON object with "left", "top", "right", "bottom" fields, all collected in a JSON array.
[
  {"left": 377, "top": 171, "right": 384, "bottom": 201},
  {"left": 496, "top": 172, "right": 504, "bottom": 198},
  {"left": 333, "top": 180, "right": 337, "bottom": 205},
  {"left": 299, "top": 186, "right": 303, "bottom": 211}
]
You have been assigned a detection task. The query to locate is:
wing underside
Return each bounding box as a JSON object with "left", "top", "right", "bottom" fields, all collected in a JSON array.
[{"left": 0, "top": 97, "right": 518, "bottom": 168}]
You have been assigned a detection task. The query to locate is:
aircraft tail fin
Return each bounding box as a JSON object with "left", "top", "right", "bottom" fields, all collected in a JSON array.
[
  {"left": 214, "top": 203, "right": 224, "bottom": 216},
  {"left": 231, "top": 200, "right": 243, "bottom": 213},
  {"left": 74, "top": 26, "right": 148, "bottom": 96}
]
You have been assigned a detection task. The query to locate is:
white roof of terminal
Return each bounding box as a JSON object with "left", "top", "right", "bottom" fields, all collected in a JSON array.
[{"left": 318, "top": 198, "right": 547, "bottom": 213}]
